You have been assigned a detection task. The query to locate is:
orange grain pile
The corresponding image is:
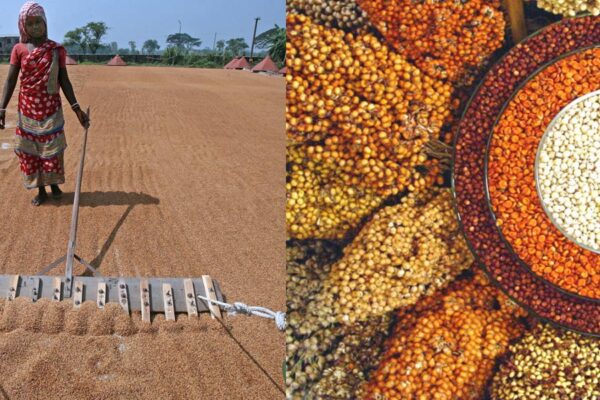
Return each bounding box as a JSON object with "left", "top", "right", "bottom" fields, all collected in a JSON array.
[
  {"left": 488, "top": 47, "right": 600, "bottom": 299},
  {"left": 356, "top": 0, "right": 505, "bottom": 85},
  {"left": 362, "top": 270, "right": 529, "bottom": 400},
  {"left": 286, "top": 13, "right": 452, "bottom": 196}
]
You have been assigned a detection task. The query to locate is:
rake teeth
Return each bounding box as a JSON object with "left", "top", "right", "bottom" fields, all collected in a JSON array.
[{"left": 1, "top": 274, "right": 223, "bottom": 320}]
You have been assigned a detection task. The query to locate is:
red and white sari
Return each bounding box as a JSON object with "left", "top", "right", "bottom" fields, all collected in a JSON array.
[{"left": 13, "top": 40, "right": 66, "bottom": 189}]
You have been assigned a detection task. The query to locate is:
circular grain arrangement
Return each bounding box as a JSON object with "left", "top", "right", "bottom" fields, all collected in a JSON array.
[
  {"left": 486, "top": 47, "right": 600, "bottom": 300},
  {"left": 453, "top": 16, "right": 600, "bottom": 336},
  {"left": 535, "top": 91, "right": 600, "bottom": 254}
]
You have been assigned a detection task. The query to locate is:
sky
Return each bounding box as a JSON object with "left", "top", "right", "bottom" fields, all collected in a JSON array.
[{"left": 0, "top": 0, "right": 285, "bottom": 51}]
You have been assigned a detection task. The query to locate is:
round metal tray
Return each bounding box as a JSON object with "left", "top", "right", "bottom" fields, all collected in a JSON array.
[
  {"left": 534, "top": 89, "right": 600, "bottom": 255},
  {"left": 452, "top": 16, "right": 600, "bottom": 337},
  {"left": 482, "top": 44, "right": 600, "bottom": 304}
]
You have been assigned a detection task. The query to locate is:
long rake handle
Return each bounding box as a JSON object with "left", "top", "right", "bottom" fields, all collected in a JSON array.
[{"left": 64, "top": 107, "right": 90, "bottom": 296}]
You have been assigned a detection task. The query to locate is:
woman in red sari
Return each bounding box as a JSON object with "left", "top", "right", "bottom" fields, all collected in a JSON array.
[{"left": 0, "top": 2, "right": 89, "bottom": 206}]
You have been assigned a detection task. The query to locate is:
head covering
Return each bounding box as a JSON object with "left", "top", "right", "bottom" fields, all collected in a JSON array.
[{"left": 18, "top": 2, "right": 47, "bottom": 43}]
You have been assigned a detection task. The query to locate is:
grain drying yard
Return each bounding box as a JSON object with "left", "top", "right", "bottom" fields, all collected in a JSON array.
[{"left": 0, "top": 65, "right": 285, "bottom": 399}]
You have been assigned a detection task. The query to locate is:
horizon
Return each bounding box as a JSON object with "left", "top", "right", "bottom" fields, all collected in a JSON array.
[{"left": 0, "top": 0, "right": 285, "bottom": 53}]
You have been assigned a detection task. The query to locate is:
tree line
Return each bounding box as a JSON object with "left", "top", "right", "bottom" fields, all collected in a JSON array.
[{"left": 62, "top": 21, "right": 286, "bottom": 64}]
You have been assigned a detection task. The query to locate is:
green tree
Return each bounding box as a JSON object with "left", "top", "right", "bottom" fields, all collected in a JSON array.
[
  {"left": 225, "top": 38, "right": 248, "bottom": 57},
  {"left": 85, "top": 22, "right": 109, "bottom": 54},
  {"left": 142, "top": 39, "right": 160, "bottom": 55},
  {"left": 255, "top": 24, "right": 286, "bottom": 63},
  {"left": 215, "top": 39, "right": 225, "bottom": 54},
  {"left": 129, "top": 41, "right": 137, "bottom": 54},
  {"left": 63, "top": 27, "right": 88, "bottom": 54},
  {"left": 166, "top": 33, "right": 202, "bottom": 51},
  {"left": 110, "top": 41, "right": 118, "bottom": 53}
]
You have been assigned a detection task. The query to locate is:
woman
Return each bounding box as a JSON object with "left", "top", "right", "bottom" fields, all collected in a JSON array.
[{"left": 0, "top": 2, "right": 90, "bottom": 206}]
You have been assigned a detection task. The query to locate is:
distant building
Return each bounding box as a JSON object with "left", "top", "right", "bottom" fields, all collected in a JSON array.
[{"left": 0, "top": 36, "right": 19, "bottom": 53}]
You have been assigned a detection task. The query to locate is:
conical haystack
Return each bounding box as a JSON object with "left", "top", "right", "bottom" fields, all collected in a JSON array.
[
  {"left": 251, "top": 55, "right": 279, "bottom": 73},
  {"left": 224, "top": 56, "right": 240, "bottom": 69},
  {"left": 65, "top": 55, "right": 78, "bottom": 65},
  {"left": 107, "top": 55, "right": 127, "bottom": 66},
  {"left": 233, "top": 56, "right": 251, "bottom": 70}
]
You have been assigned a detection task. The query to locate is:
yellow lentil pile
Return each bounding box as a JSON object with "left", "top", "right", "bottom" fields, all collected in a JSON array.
[
  {"left": 356, "top": 0, "right": 505, "bottom": 85},
  {"left": 286, "top": 13, "right": 452, "bottom": 196},
  {"left": 363, "top": 270, "right": 529, "bottom": 400},
  {"left": 538, "top": 0, "right": 600, "bottom": 17},
  {"left": 491, "top": 324, "right": 600, "bottom": 400},
  {"left": 287, "top": 0, "right": 370, "bottom": 32},
  {"left": 286, "top": 145, "right": 384, "bottom": 240},
  {"left": 300, "top": 189, "right": 473, "bottom": 329}
]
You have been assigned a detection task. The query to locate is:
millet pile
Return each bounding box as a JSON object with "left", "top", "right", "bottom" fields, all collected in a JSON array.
[
  {"left": 491, "top": 324, "right": 600, "bottom": 400},
  {"left": 362, "top": 270, "right": 529, "bottom": 400},
  {"left": 286, "top": 13, "right": 452, "bottom": 197}
]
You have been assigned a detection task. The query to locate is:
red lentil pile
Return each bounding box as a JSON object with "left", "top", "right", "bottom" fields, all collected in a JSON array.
[
  {"left": 488, "top": 47, "right": 600, "bottom": 299},
  {"left": 453, "top": 17, "right": 600, "bottom": 335},
  {"left": 362, "top": 270, "right": 529, "bottom": 400},
  {"left": 286, "top": 13, "right": 452, "bottom": 196},
  {"left": 356, "top": 0, "right": 505, "bottom": 85}
]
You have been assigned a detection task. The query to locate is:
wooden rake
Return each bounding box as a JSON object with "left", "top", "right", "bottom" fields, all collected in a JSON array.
[{"left": 2, "top": 107, "right": 223, "bottom": 322}]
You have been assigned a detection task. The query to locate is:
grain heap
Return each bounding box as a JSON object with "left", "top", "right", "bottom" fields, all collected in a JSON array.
[
  {"left": 362, "top": 270, "right": 529, "bottom": 400},
  {"left": 287, "top": 0, "right": 370, "bottom": 32},
  {"left": 286, "top": 239, "right": 341, "bottom": 316},
  {"left": 286, "top": 314, "right": 393, "bottom": 399},
  {"left": 286, "top": 13, "right": 452, "bottom": 196},
  {"left": 491, "top": 324, "right": 600, "bottom": 400},
  {"left": 537, "top": 93, "right": 600, "bottom": 252},
  {"left": 538, "top": 0, "right": 600, "bottom": 17},
  {"left": 356, "top": 0, "right": 505, "bottom": 85},
  {"left": 286, "top": 240, "right": 392, "bottom": 399},
  {"left": 299, "top": 189, "right": 473, "bottom": 331},
  {"left": 286, "top": 145, "right": 384, "bottom": 240}
]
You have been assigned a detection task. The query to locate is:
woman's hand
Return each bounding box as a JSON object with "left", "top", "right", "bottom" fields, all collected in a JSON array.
[
  {"left": 74, "top": 107, "right": 90, "bottom": 129},
  {"left": 0, "top": 110, "right": 5, "bottom": 129}
]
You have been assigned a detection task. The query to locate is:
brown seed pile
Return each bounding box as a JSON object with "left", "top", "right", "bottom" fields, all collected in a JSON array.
[
  {"left": 286, "top": 313, "right": 393, "bottom": 399},
  {"left": 286, "top": 13, "right": 452, "bottom": 196},
  {"left": 286, "top": 239, "right": 341, "bottom": 317},
  {"left": 362, "top": 270, "right": 529, "bottom": 400},
  {"left": 286, "top": 240, "right": 391, "bottom": 399},
  {"left": 299, "top": 189, "right": 473, "bottom": 331},
  {"left": 286, "top": 145, "right": 384, "bottom": 240},
  {"left": 287, "top": 0, "right": 370, "bottom": 32},
  {"left": 491, "top": 324, "right": 600, "bottom": 400},
  {"left": 356, "top": 0, "right": 505, "bottom": 85}
]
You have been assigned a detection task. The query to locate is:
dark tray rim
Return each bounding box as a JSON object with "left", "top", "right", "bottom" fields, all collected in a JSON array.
[
  {"left": 450, "top": 16, "right": 600, "bottom": 337},
  {"left": 482, "top": 43, "right": 600, "bottom": 304}
]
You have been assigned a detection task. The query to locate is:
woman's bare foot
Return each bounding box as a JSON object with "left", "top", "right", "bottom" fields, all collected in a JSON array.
[
  {"left": 32, "top": 187, "right": 48, "bottom": 206},
  {"left": 50, "top": 184, "right": 62, "bottom": 198}
]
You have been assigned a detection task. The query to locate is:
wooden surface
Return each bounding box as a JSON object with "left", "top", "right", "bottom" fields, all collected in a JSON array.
[{"left": 504, "top": 0, "right": 528, "bottom": 43}]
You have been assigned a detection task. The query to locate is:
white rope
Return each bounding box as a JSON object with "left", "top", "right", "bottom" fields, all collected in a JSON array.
[{"left": 197, "top": 295, "right": 286, "bottom": 331}]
